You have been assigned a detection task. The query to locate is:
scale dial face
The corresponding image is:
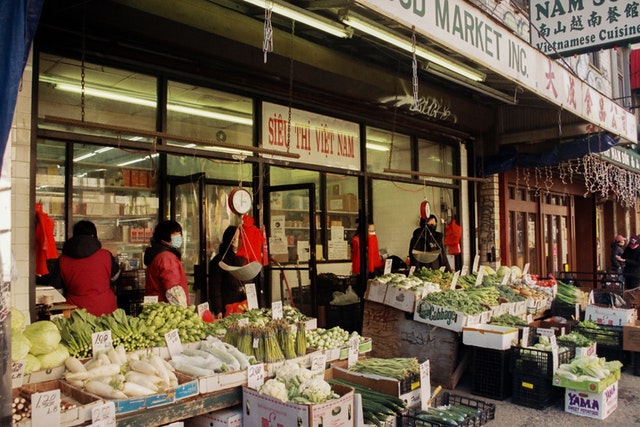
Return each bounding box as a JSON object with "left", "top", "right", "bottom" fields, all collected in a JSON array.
[{"left": 229, "top": 187, "right": 253, "bottom": 215}]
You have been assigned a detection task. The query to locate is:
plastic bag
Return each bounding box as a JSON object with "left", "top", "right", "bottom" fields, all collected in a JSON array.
[{"left": 329, "top": 285, "right": 360, "bottom": 306}]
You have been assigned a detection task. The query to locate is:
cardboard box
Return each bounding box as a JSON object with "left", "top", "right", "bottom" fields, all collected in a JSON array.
[
  {"left": 564, "top": 380, "right": 618, "bottom": 420},
  {"left": 197, "top": 369, "right": 247, "bottom": 394},
  {"left": 585, "top": 304, "right": 636, "bottom": 326},
  {"left": 462, "top": 324, "right": 519, "bottom": 350},
  {"left": 364, "top": 280, "right": 388, "bottom": 303},
  {"left": 185, "top": 406, "right": 242, "bottom": 427},
  {"left": 242, "top": 384, "right": 354, "bottom": 427},
  {"left": 14, "top": 380, "right": 103, "bottom": 427},
  {"left": 552, "top": 369, "right": 620, "bottom": 393},
  {"left": 528, "top": 319, "right": 575, "bottom": 337},
  {"left": 623, "top": 320, "right": 640, "bottom": 352},
  {"left": 22, "top": 365, "right": 65, "bottom": 384},
  {"left": 329, "top": 366, "right": 421, "bottom": 410},
  {"left": 383, "top": 286, "right": 418, "bottom": 313},
  {"left": 413, "top": 301, "right": 481, "bottom": 332}
]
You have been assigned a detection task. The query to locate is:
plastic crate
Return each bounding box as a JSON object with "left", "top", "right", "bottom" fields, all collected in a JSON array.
[
  {"left": 399, "top": 392, "right": 496, "bottom": 426},
  {"left": 471, "top": 347, "right": 512, "bottom": 400},
  {"left": 574, "top": 324, "right": 623, "bottom": 347},
  {"left": 510, "top": 346, "right": 573, "bottom": 378},
  {"left": 511, "top": 372, "right": 562, "bottom": 409},
  {"left": 326, "top": 301, "right": 363, "bottom": 334},
  {"left": 632, "top": 352, "right": 640, "bottom": 376}
]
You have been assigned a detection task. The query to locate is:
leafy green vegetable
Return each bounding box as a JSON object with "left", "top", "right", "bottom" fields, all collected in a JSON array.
[
  {"left": 37, "top": 343, "right": 70, "bottom": 370},
  {"left": 11, "top": 332, "right": 31, "bottom": 361},
  {"left": 23, "top": 320, "right": 61, "bottom": 355},
  {"left": 11, "top": 307, "right": 26, "bottom": 333},
  {"left": 24, "top": 354, "right": 41, "bottom": 374}
]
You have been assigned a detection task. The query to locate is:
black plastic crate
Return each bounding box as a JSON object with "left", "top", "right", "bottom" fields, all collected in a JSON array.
[
  {"left": 399, "top": 372, "right": 421, "bottom": 395},
  {"left": 632, "top": 352, "right": 640, "bottom": 376},
  {"left": 574, "top": 324, "right": 623, "bottom": 348},
  {"left": 471, "top": 347, "right": 512, "bottom": 400},
  {"left": 510, "top": 345, "right": 573, "bottom": 377},
  {"left": 326, "top": 301, "right": 363, "bottom": 334},
  {"left": 511, "top": 372, "right": 562, "bottom": 410},
  {"left": 399, "top": 392, "right": 495, "bottom": 426}
]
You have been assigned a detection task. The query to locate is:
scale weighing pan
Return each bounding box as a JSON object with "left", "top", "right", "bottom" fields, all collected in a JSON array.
[
  {"left": 219, "top": 260, "right": 262, "bottom": 281},
  {"left": 411, "top": 249, "right": 440, "bottom": 264}
]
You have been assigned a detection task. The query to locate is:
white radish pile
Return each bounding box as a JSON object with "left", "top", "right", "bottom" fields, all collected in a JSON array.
[{"left": 63, "top": 345, "right": 179, "bottom": 399}]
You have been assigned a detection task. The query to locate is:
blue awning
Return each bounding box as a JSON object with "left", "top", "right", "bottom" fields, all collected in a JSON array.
[{"left": 479, "top": 133, "right": 620, "bottom": 177}]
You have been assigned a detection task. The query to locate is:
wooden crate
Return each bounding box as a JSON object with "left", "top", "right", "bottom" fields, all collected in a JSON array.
[{"left": 362, "top": 301, "right": 469, "bottom": 389}]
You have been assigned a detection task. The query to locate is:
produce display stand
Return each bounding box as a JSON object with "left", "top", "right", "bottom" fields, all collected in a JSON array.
[{"left": 114, "top": 387, "right": 240, "bottom": 427}]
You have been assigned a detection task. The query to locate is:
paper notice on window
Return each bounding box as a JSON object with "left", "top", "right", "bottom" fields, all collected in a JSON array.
[
  {"left": 297, "top": 240, "right": 310, "bottom": 262},
  {"left": 269, "top": 236, "right": 287, "bottom": 255},
  {"left": 328, "top": 241, "right": 348, "bottom": 260},
  {"left": 330, "top": 225, "right": 345, "bottom": 241},
  {"left": 271, "top": 214, "right": 286, "bottom": 238}
]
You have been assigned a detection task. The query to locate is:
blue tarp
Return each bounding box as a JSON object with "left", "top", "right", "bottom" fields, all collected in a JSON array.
[
  {"left": 478, "top": 133, "right": 619, "bottom": 176},
  {"left": 0, "top": 0, "right": 43, "bottom": 174}
]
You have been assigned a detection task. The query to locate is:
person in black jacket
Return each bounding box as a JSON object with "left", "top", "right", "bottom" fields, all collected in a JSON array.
[
  {"left": 208, "top": 225, "right": 248, "bottom": 318},
  {"left": 622, "top": 235, "right": 640, "bottom": 290},
  {"left": 610, "top": 234, "right": 626, "bottom": 282},
  {"left": 408, "top": 214, "right": 452, "bottom": 272}
]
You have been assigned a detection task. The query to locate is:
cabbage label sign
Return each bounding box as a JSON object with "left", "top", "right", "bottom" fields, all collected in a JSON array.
[{"left": 413, "top": 301, "right": 480, "bottom": 332}]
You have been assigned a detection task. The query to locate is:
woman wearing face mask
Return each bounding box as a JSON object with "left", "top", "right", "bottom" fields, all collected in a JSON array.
[
  {"left": 208, "top": 225, "right": 248, "bottom": 318},
  {"left": 144, "top": 220, "right": 189, "bottom": 306},
  {"left": 408, "top": 214, "right": 452, "bottom": 272}
]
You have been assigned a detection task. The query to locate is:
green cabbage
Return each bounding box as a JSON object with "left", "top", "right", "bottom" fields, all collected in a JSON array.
[
  {"left": 23, "top": 320, "right": 61, "bottom": 355},
  {"left": 11, "top": 307, "right": 26, "bottom": 333},
  {"left": 24, "top": 354, "right": 41, "bottom": 374},
  {"left": 11, "top": 332, "right": 31, "bottom": 361},
  {"left": 496, "top": 265, "right": 511, "bottom": 278},
  {"left": 37, "top": 344, "right": 69, "bottom": 370}
]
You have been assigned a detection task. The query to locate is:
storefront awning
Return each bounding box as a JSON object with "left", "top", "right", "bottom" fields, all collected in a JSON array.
[{"left": 478, "top": 133, "right": 619, "bottom": 176}]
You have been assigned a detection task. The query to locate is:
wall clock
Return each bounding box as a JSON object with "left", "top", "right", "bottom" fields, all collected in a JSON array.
[{"left": 228, "top": 187, "right": 253, "bottom": 215}]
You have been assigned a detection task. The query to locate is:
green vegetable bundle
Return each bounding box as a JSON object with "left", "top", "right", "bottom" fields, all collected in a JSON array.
[
  {"left": 328, "top": 378, "right": 406, "bottom": 427},
  {"left": 490, "top": 314, "right": 528, "bottom": 327},
  {"left": 422, "top": 286, "right": 500, "bottom": 315},
  {"left": 349, "top": 357, "right": 420, "bottom": 380},
  {"left": 556, "top": 281, "right": 579, "bottom": 305}
]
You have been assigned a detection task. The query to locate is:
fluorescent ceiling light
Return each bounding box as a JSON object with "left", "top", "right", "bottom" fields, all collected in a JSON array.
[
  {"left": 43, "top": 77, "right": 253, "bottom": 126},
  {"left": 118, "top": 153, "right": 159, "bottom": 167},
  {"left": 366, "top": 142, "right": 390, "bottom": 152},
  {"left": 424, "top": 62, "right": 517, "bottom": 105},
  {"left": 342, "top": 14, "right": 485, "bottom": 82},
  {"left": 241, "top": 0, "right": 351, "bottom": 38}
]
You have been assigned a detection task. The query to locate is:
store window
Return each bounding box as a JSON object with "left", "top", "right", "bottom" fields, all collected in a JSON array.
[
  {"left": 35, "top": 140, "right": 67, "bottom": 245},
  {"left": 166, "top": 81, "right": 253, "bottom": 152},
  {"left": 366, "top": 127, "right": 410, "bottom": 174},
  {"left": 325, "top": 174, "right": 359, "bottom": 260},
  {"left": 418, "top": 138, "right": 454, "bottom": 182},
  {"left": 38, "top": 53, "right": 157, "bottom": 138}
]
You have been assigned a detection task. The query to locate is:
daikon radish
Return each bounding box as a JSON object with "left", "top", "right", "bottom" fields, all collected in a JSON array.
[{"left": 85, "top": 380, "right": 127, "bottom": 399}]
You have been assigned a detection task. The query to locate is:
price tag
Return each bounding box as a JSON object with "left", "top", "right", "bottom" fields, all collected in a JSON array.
[
  {"left": 408, "top": 266, "right": 416, "bottom": 277},
  {"left": 271, "top": 301, "right": 283, "bottom": 319},
  {"left": 537, "top": 328, "right": 555, "bottom": 338},
  {"left": 92, "top": 330, "right": 113, "bottom": 358},
  {"left": 32, "top": 389, "right": 60, "bottom": 427},
  {"left": 474, "top": 266, "right": 485, "bottom": 287},
  {"left": 523, "top": 263, "right": 530, "bottom": 276},
  {"left": 12, "top": 361, "right": 25, "bottom": 388},
  {"left": 420, "top": 360, "right": 431, "bottom": 411},
  {"left": 248, "top": 363, "right": 265, "bottom": 389},
  {"left": 551, "top": 342, "right": 559, "bottom": 374},
  {"left": 460, "top": 265, "right": 469, "bottom": 276},
  {"left": 383, "top": 258, "right": 393, "bottom": 275},
  {"left": 347, "top": 336, "right": 359, "bottom": 368},
  {"left": 471, "top": 255, "right": 479, "bottom": 273},
  {"left": 143, "top": 295, "right": 158, "bottom": 304},
  {"left": 91, "top": 401, "right": 116, "bottom": 427},
  {"left": 574, "top": 303, "right": 580, "bottom": 320},
  {"left": 450, "top": 271, "right": 460, "bottom": 290},
  {"left": 197, "top": 302, "right": 210, "bottom": 317},
  {"left": 500, "top": 269, "right": 511, "bottom": 286},
  {"left": 245, "top": 283, "right": 259, "bottom": 310},
  {"left": 310, "top": 353, "right": 327, "bottom": 375},
  {"left": 439, "top": 266, "right": 446, "bottom": 272},
  {"left": 239, "top": 318, "right": 248, "bottom": 327},
  {"left": 165, "top": 329, "right": 183, "bottom": 357},
  {"left": 526, "top": 313, "right": 533, "bottom": 323}
]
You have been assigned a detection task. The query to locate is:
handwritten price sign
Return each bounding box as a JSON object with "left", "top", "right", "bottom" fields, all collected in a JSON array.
[
  {"left": 165, "top": 329, "right": 183, "bottom": 357},
  {"left": 91, "top": 401, "right": 116, "bottom": 427},
  {"left": 271, "top": 301, "right": 283, "bottom": 319},
  {"left": 247, "top": 364, "right": 265, "bottom": 389},
  {"left": 32, "top": 389, "right": 60, "bottom": 427},
  {"left": 12, "top": 361, "right": 25, "bottom": 388},
  {"left": 92, "top": 330, "right": 113, "bottom": 358}
]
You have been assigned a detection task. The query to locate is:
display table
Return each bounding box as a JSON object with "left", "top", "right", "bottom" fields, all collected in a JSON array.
[
  {"left": 116, "top": 387, "right": 241, "bottom": 427},
  {"left": 50, "top": 303, "right": 77, "bottom": 318}
]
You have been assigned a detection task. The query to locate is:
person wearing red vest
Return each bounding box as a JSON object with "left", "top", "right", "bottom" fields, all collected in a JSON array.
[{"left": 58, "top": 221, "right": 119, "bottom": 316}]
